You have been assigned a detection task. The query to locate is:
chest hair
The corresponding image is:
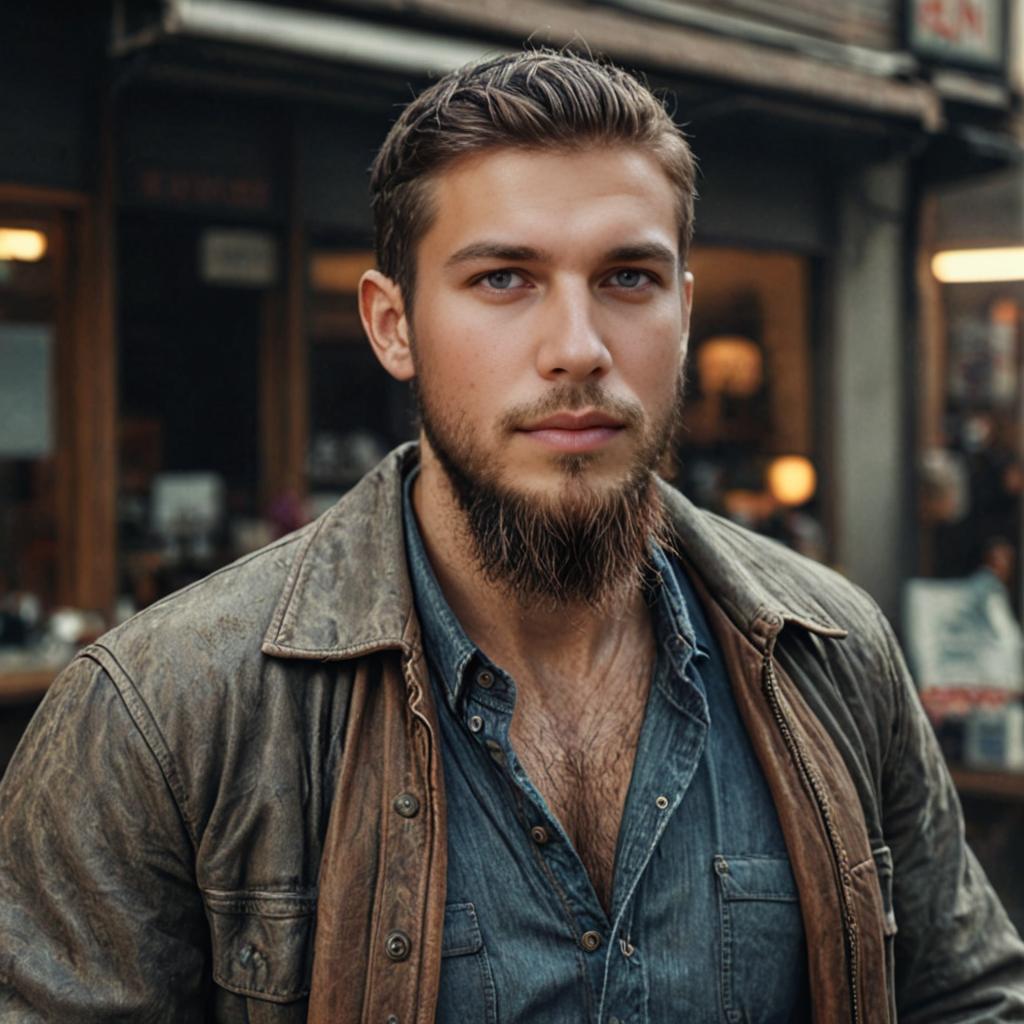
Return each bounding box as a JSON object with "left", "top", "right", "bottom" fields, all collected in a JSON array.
[{"left": 509, "top": 670, "right": 650, "bottom": 914}]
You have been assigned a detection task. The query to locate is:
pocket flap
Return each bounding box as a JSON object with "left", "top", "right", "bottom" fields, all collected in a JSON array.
[
  {"left": 714, "top": 854, "right": 798, "bottom": 902},
  {"left": 204, "top": 890, "right": 316, "bottom": 1003},
  {"left": 443, "top": 902, "right": 483, "bottom": 957}
]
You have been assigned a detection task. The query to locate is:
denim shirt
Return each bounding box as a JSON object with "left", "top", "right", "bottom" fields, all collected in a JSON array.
[{"left": 402, "top": 476, "right": 810, "bottom": 1024}]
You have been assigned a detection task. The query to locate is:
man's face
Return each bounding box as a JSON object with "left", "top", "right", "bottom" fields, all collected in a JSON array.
[{"left": 409, "top": 144, "right": 693, "bottom": 506}]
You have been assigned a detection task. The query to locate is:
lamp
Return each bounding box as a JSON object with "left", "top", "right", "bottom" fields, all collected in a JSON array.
[
  {"left": 696, "top": 336, "right": 763, "bottom": 397},
  {"left": 0, "top": 228, "right": 47, "bottom": 262},
  {"left": 767, "top": 456, "right": 817, "bottom": 507},
  {"left": 931, "top": 248, "right": 1024, "bottom": 284}
]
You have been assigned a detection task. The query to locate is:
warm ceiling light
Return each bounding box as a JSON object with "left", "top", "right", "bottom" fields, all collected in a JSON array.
[
  {"left": 931, "top": 247, "right": 1024, "bottom": 284},
  {"left": 767, "top": 456, "right": 817, "bottom": 507},
  {"left": 0, "top": 228, "right": 47, "bottom": 262},
  {"left": 697, "top": 336, "right": 763, "bottom": 397}
]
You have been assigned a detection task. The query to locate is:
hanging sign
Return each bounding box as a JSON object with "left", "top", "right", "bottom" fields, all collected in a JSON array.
[
  {"left": 199, "top": 229, "right": 278, "bottom": 288},
  {"left": 909, "top": 0, "right": 1007, "bottom": 73}
]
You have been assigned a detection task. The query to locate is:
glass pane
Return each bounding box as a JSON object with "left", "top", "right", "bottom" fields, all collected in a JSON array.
[
  {"left": 678, "top": 246, "right": 824, "bottom": 560},
  {"left": 117, "top": 213, "right": 269, "bottom": 611},
  {"left": 0, "top": 213, "right": 57, "bottom": 628},
  {"left": 306, "top": 244, "right": 413, "bottom": 518}
]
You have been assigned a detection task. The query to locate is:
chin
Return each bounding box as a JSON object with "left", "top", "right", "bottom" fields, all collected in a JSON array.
[{"left": 510, "top": 456, "right": 639, "bottom": 504}]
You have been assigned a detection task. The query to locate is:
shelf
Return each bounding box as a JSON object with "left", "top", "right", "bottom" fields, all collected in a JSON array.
[{"left": 950, "top": 767, "right": 1024, "bottom": 801}]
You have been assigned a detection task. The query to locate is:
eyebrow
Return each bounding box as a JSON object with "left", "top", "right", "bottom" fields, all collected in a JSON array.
[
  {"left": 605, "top": 242, "right": 677, "bottom": 268},
  {"left": 444, "top": 240, "right": 678, "bottom": 269},
  {"left": 445, "top": 243, "right": 549, "bottom": 268}
]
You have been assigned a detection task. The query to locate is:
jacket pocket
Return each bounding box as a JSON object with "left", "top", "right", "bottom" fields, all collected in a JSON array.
[
  {"left": 204, "top": 890, "right": 315, "bottom": 1005},
  {"left": 436, "top": 902, "right": 497, "bottom": 1024},
  {"left": 713, "top": 854, "right": 808, "bottom": 1024}
]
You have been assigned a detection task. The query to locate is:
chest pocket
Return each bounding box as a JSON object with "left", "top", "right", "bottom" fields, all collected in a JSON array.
[
  {"left": 204, "top": 890, "right": 314, "bottom": 1021},
  {"left": 713, "top": 855, "right": 809, "bottom": 1024},
  {"left": 436, "top": 902, "right": 497, "bottom": 1024}
]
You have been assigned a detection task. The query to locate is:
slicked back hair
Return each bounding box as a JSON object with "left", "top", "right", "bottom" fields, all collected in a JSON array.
[{"left": 369, "top": 49, "right": 697, "bottom": 307}]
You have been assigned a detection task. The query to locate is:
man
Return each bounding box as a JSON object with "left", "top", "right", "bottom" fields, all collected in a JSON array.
[{"left": 1, "top": 49, "right": 1023, "bottom": 1024}]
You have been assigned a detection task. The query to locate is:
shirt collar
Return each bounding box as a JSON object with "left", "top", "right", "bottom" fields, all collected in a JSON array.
[
  {"left": 402, "top": 467, "right": 478, "bottom": 712},
  {"left": 401, "top": 465, "right": 703, "bottom": 712}
]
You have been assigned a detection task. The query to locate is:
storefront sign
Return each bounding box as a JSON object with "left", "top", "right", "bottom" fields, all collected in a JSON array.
[
  {"left": 199, "top": 229, "right": 278, "bottom": 287},
  {"left": 137, "top": 169, "right": 272, "bottom": 214},
  {"left": 119, "top": 91, "right": 283, "bottom": 220},
  {"left": 909, "top": 0, "right": 1007, "bottom": 72}
]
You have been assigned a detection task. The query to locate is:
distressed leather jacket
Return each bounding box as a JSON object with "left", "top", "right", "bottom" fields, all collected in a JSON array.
[{"left": 1, "top": 443, "right": 1023, "bottom": 1022}]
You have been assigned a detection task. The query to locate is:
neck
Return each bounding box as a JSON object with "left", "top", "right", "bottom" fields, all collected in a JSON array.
[{"left": 411, "top": 443, "right": 654, "bottom": 683}]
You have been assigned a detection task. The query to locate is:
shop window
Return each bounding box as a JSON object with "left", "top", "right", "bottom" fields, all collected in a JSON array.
[
  {"left": 679, "top": 246, "right": 824, "bottom": 560},
  {"left": 305, "top": 244, "right": 413, "bottom": 517},
  {"left": 117, "top": 214, "right": 273, "bottom": 611},
  {"left": 0, "top": 213, "right": 57, "bottom": 632}
]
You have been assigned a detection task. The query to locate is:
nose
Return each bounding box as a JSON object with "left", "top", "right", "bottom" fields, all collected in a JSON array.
[{"left": 534, "top": 280, "right": 612, "bottom": 382}]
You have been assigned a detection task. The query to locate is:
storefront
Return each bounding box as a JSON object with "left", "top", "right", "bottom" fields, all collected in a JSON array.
[{"left": 1, "top": 2, "right": 1020, "bottom": 744}]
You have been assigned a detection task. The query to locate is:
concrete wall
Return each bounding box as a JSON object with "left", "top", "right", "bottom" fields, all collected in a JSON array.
[{"left": 832, "top": 158, "right": 910, "bottom": 621}]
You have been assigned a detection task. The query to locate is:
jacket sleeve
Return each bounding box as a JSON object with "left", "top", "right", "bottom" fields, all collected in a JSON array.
[
  {"left": 0, "top": 654, "right": 210, "bottom": 1021},
  {"left": 877, "top": 605, "right": 1024, "bottom": 1021}
]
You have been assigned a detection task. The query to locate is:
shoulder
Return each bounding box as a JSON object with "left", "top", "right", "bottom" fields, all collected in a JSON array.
[
  {"left": 93, "top": 525, "right": 313, "bottom": 693},
  {"left": 670, "top": 495, "right": 886, "bottom": 642}
]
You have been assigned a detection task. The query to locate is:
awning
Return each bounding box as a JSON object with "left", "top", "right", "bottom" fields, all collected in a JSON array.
[{"left": 115, "top": 0, "right": 945, "bottom": 131}]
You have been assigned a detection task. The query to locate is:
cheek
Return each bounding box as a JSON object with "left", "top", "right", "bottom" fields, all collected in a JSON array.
[{"left": 616, "top": 321, "right": 685, "bottom": 398}]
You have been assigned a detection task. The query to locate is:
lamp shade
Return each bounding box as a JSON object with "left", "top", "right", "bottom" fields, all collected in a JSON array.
[
  {"left": 768, "top": 456, "right": 817, "bottom": 507},
  {"left": 696, "top": 336, "right": 763, "bottom": 397}
]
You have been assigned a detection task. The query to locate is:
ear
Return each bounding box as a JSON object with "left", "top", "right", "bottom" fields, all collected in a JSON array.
[
  {"left": 680, "top": 270, "right": 695, "bottom": 356},
  {"left": 359, "top": 269, "right": 415, "bottom": 381}
]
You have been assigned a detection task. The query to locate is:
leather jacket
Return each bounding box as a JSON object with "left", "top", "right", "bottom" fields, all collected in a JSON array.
[{"left": 2, "top": 443, "right": 1023, "bottom": 1022}]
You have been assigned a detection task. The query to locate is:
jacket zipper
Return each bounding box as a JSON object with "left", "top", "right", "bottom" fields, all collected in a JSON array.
[{"left": 762, "top": 639, "right": 861, "bottom": 1024}]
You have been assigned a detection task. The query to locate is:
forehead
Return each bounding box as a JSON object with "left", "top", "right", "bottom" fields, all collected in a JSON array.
[{"left": 419, "top": 145, "right": 680, "bottom": 261}]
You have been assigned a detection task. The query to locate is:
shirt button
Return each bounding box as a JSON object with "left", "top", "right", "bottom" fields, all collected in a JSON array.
[
  {"left": 655, "top": 794, "right": 669, "bottom": 810},
  {"left": 484, "top": 739, "right": 505, "bottom": 763},
  {"left": 477, "top": 670, "right": 494, "bottom": 689},
  {"left": 468, "top": 715, "right": 484, "bottom": 733},
  {"left": 384, "top": 930, "right": 412, "bottom": 961},
  {"left": 579, "top": 930, "right": 602, "bottom": 952},
  {"left": 530, "top": 825, "right": 550, "bottom": 845},
  {"left": 393, "top": 792, "right": 420, "bottom": 818}
]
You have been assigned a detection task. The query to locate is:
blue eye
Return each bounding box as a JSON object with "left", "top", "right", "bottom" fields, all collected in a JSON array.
[
  {"left": 610, "top": 269, "right": 650, "bottom": 288},
  {"left": 482, "top": 269, "right": 524, "bottom": 290}
]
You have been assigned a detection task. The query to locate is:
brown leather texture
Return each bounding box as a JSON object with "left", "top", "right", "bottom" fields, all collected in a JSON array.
[{"left": 306, "top": 618, "right": 447, "bottom": 1024}]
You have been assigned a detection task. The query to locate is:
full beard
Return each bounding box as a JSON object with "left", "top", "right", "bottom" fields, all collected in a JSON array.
[{"left": 416, "top": 379, "right": 681, "bottom": 611}]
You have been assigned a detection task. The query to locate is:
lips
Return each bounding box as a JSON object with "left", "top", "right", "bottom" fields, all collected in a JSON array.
[
  {"left": 520, "top": 410, "right": 625, "bottom": 432},
  {"left": 516, "top": 409, "right": 626, "bottom": 453}
]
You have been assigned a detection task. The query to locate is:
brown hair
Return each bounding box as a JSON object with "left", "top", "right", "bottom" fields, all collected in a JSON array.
[{"left": 369, "top": 48, "right": 697, "bottom": 305}]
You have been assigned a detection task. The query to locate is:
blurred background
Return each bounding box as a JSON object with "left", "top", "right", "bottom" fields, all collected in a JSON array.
[{"left": 2, "top": 0, "right": 1024, "bottom": 923}]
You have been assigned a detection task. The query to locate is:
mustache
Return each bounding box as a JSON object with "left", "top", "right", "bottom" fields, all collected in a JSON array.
[{"left": 497, "top": 383, "right": 645, "bottom": 433}]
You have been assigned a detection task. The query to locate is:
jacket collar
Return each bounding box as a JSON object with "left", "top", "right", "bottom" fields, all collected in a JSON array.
[{"left": 261, "top": 443, "right": 845, "bottom": 662}]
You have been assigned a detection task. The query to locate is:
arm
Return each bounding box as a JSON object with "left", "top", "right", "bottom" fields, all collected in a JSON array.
[
  {"left": 878, "top": 607, "right": 1024, "bottom": 1021},
  {"left": 0, "top": 654, "right": 210, "bottom": 1021}
]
